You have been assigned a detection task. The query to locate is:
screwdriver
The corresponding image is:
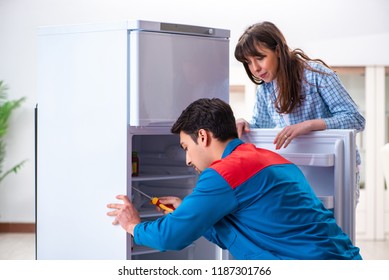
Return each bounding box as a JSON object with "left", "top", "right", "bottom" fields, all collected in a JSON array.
[{"left": 132, "top": 187, "right": 175, "bottom": 213}]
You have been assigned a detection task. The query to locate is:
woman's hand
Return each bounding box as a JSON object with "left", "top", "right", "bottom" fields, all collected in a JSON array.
[
  {"left": 236, "top": 118, "right": 250, "bottom": 138},
  {"left": 274, "top": 120, "right": 326, "bottom": 149}
]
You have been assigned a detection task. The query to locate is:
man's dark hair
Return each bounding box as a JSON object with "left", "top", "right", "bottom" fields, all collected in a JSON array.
[{"left": 171, "top": 98, "right": 238, "bottom": 143}]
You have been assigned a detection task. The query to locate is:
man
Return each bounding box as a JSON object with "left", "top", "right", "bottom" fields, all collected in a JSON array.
[{"left": 107, "top": 98, "right": 362, "bottom": 260}]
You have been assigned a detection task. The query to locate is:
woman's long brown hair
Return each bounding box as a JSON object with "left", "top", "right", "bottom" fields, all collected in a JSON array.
[{"left": 235, "top": 21, "right": 330, "bottom": 114}]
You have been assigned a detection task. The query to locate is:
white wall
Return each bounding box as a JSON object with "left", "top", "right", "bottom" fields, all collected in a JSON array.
[{"left": 0, "top": 0, "right": 388, "bottom": 223}]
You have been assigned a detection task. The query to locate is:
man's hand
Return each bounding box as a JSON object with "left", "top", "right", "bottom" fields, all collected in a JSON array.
[
  {"left": 107, "top": 195, "right": 141, "bottom": 236},
  {"left": 157, "top": 196, "right": 182, "bottom": 214}
]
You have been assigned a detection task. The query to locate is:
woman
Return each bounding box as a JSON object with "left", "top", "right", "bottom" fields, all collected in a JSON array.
[{"left": 234, "top": 21, "right": 365, "bottom": 203}]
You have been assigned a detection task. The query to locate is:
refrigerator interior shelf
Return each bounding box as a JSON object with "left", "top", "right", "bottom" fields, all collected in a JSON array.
[
  {"left": 140, "top": 152, "right": 183, "bottom": 160},
  {"left": 132, "top": 174, "right": 196, "bottom": 182},
  {"left": 132, "top": 243, "right": 195, "bottom": 256},
  {"left": 132, "top": 246, "right": 161, "bottom": 256},
  {"left": 139, "top": 209, "right": 165, "bottom": 219},
  {"left": 278, "top": 153, "right": 335, "bottom": 167}
]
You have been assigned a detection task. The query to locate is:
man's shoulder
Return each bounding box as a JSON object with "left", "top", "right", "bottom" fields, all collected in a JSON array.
[{"left": 210, "top": 143, "right": 291, "bottom": 189}]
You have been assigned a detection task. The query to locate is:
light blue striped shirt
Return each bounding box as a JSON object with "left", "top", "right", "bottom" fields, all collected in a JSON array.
[{"left": 249, "top": 61, "right": 365, "bottom": 164}]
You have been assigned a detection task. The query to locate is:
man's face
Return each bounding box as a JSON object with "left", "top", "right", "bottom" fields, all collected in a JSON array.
[{"left": 179, "top": 130, "right": 212, "bottom": 173}]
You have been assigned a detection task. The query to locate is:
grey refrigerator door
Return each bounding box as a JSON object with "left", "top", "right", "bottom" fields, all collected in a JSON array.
[
  {"left": 242, "top": 129, "right": 357, "bottom": 242},
  {"left": 128, "top": 28, "right": 229, "bottom": 126}
]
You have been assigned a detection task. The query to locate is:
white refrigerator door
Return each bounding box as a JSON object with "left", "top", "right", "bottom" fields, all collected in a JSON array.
[
  {"left": 242, "top": 129, "right": 357, "bottom": 242},
  {"left": 128, "top": 30, "right": 229, "bottom": 126},
  {"left": 37, "top": 23, "right": 128, "bottom": 259}
]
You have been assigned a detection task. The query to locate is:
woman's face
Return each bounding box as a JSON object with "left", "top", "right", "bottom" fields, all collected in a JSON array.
[{"left": 245, "top": 45, "right": 279, "bottom": 83}]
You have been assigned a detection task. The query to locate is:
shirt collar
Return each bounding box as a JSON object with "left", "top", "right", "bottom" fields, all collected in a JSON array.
[{"left": 221, "top": 138, "right": 244, "bottom": 159}]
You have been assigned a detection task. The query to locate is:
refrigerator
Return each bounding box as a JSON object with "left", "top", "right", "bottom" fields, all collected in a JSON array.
[{"left": 36, "top": 20, "right": 229, "bottom": 260}]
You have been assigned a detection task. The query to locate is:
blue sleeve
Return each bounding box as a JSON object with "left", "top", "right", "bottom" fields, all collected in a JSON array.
[
  {"left": 249, "top": 86, "right": 276, "bottom": 128},
  {"left": 316, "top": 71, "right": 365, "bottom": 132},
  {"left": 133, "top": 168, "right": 238, "bottom": 251}
]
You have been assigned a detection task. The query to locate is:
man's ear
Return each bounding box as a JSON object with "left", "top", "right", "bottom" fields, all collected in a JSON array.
[{"left": 197, "top": 129, "right": 209, "bottom": 146}]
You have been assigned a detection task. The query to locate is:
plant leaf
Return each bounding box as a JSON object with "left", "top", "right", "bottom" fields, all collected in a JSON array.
[
  {"left": 0, "top": 80, "right": 27, "bottom": 183},
  {"left": 0, "top": 160, "right": 27, "bottom": 183}
]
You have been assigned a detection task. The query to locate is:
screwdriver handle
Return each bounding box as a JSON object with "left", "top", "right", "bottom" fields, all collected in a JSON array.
[{"left": 151, "top": 197, "right": 175, "bottom": 213}]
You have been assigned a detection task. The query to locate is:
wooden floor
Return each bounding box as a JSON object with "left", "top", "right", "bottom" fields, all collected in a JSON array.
[{"left": 0, "top": 233, "right": 388, "bottom": 260}]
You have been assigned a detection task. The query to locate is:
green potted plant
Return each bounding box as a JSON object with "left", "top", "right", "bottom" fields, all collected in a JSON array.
[{"left": 0, "top": 80, "right": 26, "bottom": 183}]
